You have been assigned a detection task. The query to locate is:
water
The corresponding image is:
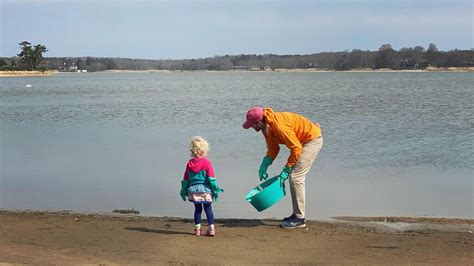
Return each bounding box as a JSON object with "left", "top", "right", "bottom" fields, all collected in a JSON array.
[{"left": 1, "top": 72, "right": 472, "bottom": 219}]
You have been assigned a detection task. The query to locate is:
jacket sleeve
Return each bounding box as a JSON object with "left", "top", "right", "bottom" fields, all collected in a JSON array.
[
  {"left": 273, "top": 124, "right": 302, "bottom": 168},
  {"left": 205, "top": 159, "right": 216, "bottom": 178},
  {"left": 183, "top": 164, "right": 189, "bottom": 181},
  {"left": 265, "top": 135, "right": 280, "bottom": 161}
]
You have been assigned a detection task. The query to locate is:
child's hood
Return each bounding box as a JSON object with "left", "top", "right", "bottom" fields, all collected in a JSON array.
[{"left": 187, "top": 157, "right": 208, "bottom": 173}]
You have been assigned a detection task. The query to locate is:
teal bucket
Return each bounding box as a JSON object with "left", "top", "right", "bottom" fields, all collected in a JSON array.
[{"left": 245, "top": 176, "right": 286, "bottom": 212}]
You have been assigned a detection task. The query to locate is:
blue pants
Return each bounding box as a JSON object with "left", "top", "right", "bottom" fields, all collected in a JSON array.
[{"left": 194, "top": 203, "right": 215, "bottom": 225}]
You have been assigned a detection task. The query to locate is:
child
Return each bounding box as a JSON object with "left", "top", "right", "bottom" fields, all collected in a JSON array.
[{"left": 180, "top": 136, "right": 223, "bottom": 236}]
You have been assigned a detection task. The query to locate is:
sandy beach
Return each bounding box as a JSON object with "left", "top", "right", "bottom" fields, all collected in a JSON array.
[
  {"left": 0, "top": 70, "right": 56, "bottom": 77},
  {"left": 0, "top": 210, "right": 472, "bottom": 264}
]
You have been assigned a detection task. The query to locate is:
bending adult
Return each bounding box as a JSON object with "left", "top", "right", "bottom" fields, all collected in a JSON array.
[{"left": 243, "top": 107, "right": 323, "bottom": 228}]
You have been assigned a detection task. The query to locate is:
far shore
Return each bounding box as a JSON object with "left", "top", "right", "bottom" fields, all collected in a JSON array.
[
  {"left": 104, "top": 66, "right": 474, "bottom": 73},
  {"left": 0, "top": 209, "right": 472, "bottom": 264},
  {"left": 1, "top": 66, "right": 473, "bottom": 77},
  {"left": 0, "top": 70, "right": 57, "bottom": 77}
]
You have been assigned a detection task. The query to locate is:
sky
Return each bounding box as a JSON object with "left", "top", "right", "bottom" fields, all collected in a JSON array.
[{"left": 1, "top": 0, "right": 472, "bottom": 59}]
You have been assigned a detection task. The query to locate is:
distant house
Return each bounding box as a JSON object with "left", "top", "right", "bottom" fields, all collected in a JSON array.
[
  {"left": 399, "top": 59, "right": 417, "bottom": 68},
  {"left": 232, "top": 65, "right": 249, "bottom": 70},
  {"left": 461, "top": 61, "right": 474, "bottom": 66},
  {"left": 399, "top": 59, "right": 429, "bottom": 68},
  {"left": 69, "top": 64, "right": 78, "bottom": 72},
  {"left": 417, "top": 59, "right": 429, "bottom": 68},
  {"left": 58, "top": 62, "right": 80, "bottom": 72}
]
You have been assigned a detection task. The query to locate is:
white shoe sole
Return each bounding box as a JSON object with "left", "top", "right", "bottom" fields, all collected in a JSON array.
[{"left": 280, "top": 223, "right": 306, "bottom": 229}]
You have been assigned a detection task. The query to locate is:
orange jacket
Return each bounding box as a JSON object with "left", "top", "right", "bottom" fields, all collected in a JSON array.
[{"left": 262, "top": 108, "right": 321, "bottom": 168}]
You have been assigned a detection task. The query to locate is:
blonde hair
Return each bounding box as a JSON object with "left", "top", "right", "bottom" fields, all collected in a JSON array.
[{"left": 189, "top": 136, "right": 209, "bottom": 157}]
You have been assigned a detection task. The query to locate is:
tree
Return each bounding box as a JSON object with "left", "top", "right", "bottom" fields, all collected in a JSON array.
[
  {"left": 414, "top": 46, "right": 425, "bottom": 53},
  {"left": 0, "top": 58, "right": 7, "bottom": 69},
  {"left": 378, "top": 43, "right": 394, "bottom": 51},
  {"left": 76, "top": 58, "right": 83, "bottom": 70},
  {"left": 17, "top": 41, "right": 48, "bottom": 70},
  {"left": 427, "top": 43, "right": 439, "bottom": 53},
  {"left": 375, "top": 43, "right": 395, "bottom": 68}
]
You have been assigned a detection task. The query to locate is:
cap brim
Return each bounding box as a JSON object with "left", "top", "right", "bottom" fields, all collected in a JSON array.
[{"left": 242, "top": 120, "right": 253, "bottom": 129}]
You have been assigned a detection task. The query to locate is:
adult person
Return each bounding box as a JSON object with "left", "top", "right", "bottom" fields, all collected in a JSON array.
[{"left": 243, "top": 107, "right": 323, "bottom": 228}]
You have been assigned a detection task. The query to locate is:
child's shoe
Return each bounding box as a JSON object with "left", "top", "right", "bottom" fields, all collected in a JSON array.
[
  {"left": 194, "top": 228, "right": 201, "bottom": 236},
  {"left": 206, "top": 226, "right": 215, "bottom": 237}
]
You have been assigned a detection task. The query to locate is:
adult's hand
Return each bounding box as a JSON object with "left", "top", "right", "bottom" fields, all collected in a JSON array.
[
  {"left": 258, "top": 156, "right": 273, "bottom": 181},
  {"left": 279, "top": 166, "right": 292, "bottom": 187}
]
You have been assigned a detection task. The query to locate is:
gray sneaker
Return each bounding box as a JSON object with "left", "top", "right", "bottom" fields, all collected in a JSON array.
[
  {"left": 282, "top": 214, "right": 296, "bottom": 222},
  {"left": 280, "top": 216, "right": 306, "bottom": 228}
]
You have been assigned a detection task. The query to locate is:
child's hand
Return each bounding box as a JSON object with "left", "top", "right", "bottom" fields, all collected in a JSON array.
[
  {"left": 180, "top": 180, "right": 189, "bottom": 201},
  {"left": 208, "top": 177, "right": 223, "bottom": 202}
]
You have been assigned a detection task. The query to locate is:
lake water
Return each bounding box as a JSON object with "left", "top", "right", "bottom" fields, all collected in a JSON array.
[{"left": 1, "top": 72, "right": 472, "bottom": 219}]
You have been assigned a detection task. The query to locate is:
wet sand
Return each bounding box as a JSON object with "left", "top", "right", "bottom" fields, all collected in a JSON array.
[{"left": 0, "top": 210, "right": 472, "bottom": 264}]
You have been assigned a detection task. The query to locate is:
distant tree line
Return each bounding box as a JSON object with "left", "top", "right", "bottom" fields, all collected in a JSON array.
[{"left": 1, "top": 43, "right": 473, "bottom": 72}]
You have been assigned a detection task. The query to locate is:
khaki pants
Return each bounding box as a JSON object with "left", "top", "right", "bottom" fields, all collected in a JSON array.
[{"left": 289, "top": 136, "right": 323, "bottom": 218}]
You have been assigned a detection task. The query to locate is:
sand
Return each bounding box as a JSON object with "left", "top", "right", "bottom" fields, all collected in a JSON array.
[
  {"left": 0, "top": 70, "right": 57, "bottom": 77},
  {"left": 0, "top": 210, "right": 472, "bottom": 265}
]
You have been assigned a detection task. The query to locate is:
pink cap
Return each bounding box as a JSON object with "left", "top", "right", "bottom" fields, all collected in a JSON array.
[{"left": 242, "top": 107, "right": 264, "bottom": 129}]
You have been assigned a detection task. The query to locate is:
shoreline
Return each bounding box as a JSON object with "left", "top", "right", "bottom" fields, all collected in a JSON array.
[
  {"left": 2, "top": 67, "right": 473, "bottom": 77},
  {"left": 2, "top": 208, "right": 473, "bottom": 225},
  {"left": 0, "top": 70, "right": 57, "bottom": 77},
  {"left": 1, "top": 210, "right": 472, "bottom": 264},
  {"left": 104, "top": 66, "right": 474, "bottom": 73}
]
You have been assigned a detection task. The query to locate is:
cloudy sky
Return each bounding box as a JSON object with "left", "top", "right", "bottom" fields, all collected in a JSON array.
[{"left": 1, "top": 0, "right": 472, "bottom": 59}]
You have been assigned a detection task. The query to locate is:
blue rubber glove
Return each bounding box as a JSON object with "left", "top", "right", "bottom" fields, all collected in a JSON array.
[
  {"left": 258, "top": 156, "right": 273, "bottom": 181},
  {"left": 279, "top": 166, "right": 292, "bottom": 187},
  {"left": 180, "top": 180, "right": 188, "bottom": 201},
  {"left": 208, "top": 177, "right": 224, "bottom": 202}
]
